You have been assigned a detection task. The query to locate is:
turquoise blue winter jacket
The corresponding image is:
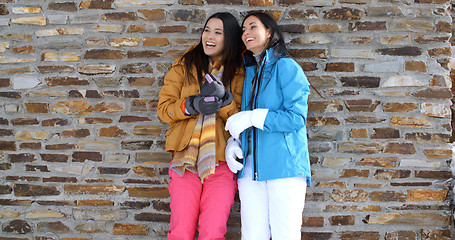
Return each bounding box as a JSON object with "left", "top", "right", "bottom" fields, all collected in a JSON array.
[{"left": 238, "top": 48, "right": 311, "bottom": 186}]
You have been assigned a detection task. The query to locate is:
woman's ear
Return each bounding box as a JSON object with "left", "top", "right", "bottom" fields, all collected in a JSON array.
[{"left": 266, "top": 28, "right": 272, "bottom": 39}]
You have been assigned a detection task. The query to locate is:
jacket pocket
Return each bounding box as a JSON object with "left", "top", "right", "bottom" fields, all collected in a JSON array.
[
  {"left": 284, "top": 132, "right": 297, "bottom": 157},
  {"left": 165, "top": 120, "right": 193, "bottom": 152}
]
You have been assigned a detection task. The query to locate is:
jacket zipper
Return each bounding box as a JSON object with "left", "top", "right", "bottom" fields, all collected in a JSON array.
[
  {"left": 253, "top": 129, "right": 258, "bottom": 180},
  {"left": 252, "top": 58, "right": 265, "bottom": 181}
]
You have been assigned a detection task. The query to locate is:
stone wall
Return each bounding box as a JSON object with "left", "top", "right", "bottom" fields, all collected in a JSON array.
[{"left": 0, "top": 0, "right": 453, "bottom": 239}]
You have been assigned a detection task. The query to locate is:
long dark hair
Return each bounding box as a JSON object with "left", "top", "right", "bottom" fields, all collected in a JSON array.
[
  {"left": 242, "top": 11, "right": 290, "bottom": 60},
  {"left": 181, "top": 12, "right": 244, "bottom": 87}
]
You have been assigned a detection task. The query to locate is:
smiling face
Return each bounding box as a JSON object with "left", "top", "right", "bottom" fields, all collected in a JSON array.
[
  {"left": 202, "top": 18, "right": 225, "bottom": 62},
  {"left": 242, "top": 15, "right": 271, "bottom": 55}
]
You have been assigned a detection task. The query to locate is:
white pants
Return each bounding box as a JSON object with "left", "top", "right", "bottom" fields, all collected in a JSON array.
[{"left": 238, "top": 155, "right": 307, "bottom": 240}]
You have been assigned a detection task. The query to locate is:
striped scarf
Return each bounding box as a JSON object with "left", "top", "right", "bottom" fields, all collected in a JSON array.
[{"left": 171, "top": 61, "right": 223, "bottom": 183}]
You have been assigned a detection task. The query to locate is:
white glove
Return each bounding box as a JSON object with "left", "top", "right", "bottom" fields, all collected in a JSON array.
[
  {"left": 225, "top": 137, "right": 243, "bottom": 173},
  {"left": 225, "top": 109, "right": 268, "bottom": 139}
]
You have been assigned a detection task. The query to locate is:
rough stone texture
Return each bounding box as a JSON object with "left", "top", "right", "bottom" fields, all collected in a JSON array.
[{"left": 0, "top": 0, "right": 453, "bottom": 239}]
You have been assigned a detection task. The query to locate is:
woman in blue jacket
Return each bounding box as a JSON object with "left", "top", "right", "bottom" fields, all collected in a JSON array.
[{"left": 224, "top": 11, "right": 311, "bottom": 239}]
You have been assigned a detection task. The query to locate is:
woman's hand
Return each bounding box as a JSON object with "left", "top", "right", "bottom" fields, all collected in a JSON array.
[
  {"left": 185, "top": 95, "right": 222, "bottom": 115},
  {"left": 225, "top": 137, "right": 244, "bottom": 173},
  {"left": 225, "top": 109, "right": 269, "bottom": 139},
  {"left": 201, "top": 73, "right": 233, "bottom": 107}
]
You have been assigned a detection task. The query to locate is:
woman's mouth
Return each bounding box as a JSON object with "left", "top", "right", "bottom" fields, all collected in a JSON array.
[
  {"left": 206, "top": 42, "right": 216, "bottom": 48},
  {"left": 245, "top": 38, "right": 254, "bottom": 43}
]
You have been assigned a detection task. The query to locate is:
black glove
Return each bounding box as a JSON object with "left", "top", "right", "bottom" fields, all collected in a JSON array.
[
  {"left": 202, "top": 73, "right": 233, "bottom": 108},
  {"left": 201, "top": 73, "right": 225, "bottom": 98},
  {"left": 220, "top": 89, "right": 233, "bottom": 107},
  {"left": 185, "top": 95, "right": 222, "bottom": 115}
]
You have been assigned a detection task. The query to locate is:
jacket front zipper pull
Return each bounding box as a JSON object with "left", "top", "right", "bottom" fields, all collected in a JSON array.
[{"left": 254, "top": 172, "right": 258, "bottom": 180}]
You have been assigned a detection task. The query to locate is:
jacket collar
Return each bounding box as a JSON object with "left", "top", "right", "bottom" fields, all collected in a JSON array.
[{"left": 243, "top": 48, "right": 279, "bottom": 67}]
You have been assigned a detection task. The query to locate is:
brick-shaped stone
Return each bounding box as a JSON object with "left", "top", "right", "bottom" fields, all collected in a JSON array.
[
  {"left": 345, "top": 99, "right": 379, "bottom": 112},
  {"left": 423, "top": 149, "right": 451, "bottom": 159},
  {"left": 413, "top": 88, "right": 452, "bottom": 99},
  {"left": 127, "top": 50, "right": 164, "bottom": 58},
  {"left": 102, "top": 12, "right": 136, "bottom": 21},
  {"left": 329, "top": 215, "right": 355, "bottom": 225},
  {"left": 324, "top": 7, "right": 362, "bottom": 20},
  {"left": 415, "top": 170, "right": 451, "bottom": 179},
  {"left": 113, "top": 223, "right": 147, "bottom": 235},
  {"left": 45, "top": 77, "right": 89, "bottom": 87},
  {"left": 377, "top": 47, "right": 421, "bottom": 56},
  {"left": 137, "top": 9, "right": 166, "bottom": 21},
  {"left": 120, "top": 63, "right": 153, "bottom": 73},
  {"left": 72, "top": 151, "right": 102, "bottom": 162},
  {"left": 128, "top": 187, "right": 169, "bottom": 198},
  {"left": 134, "top": 212, "right": 170, "bottom": 222},
  {"left": 325, "top": 62, "right": 354, "bottom": 72},
  {"left": 332, "top": 189, "right": 368, "bottom": 202},
  {"left": 349, "top": 21, "right": 386, "bottom": 31},
  {"left": 48, "top": 2, "right": 77, "bottom": 12},
  {"left": 339, "top": 231, "right": 379, "bottom": 240},
  {"left": 288, "top": 9, "right": 318, "bottom": 19},
  {"left": 84, "top": 49, "right": 126, "bottom": 59},
  {"left": 383, "top": 102, "right": 418, "bottom": 113},
  {"left": 374, "top": 169, "right": 411, "bottom": 180},
  {"left": 171, "top": 9, "right": 205, "bottom": 22},
  {"left": 158, "top": 25, "right": 187, "bottom": 33},
  {"left": 78, "top": 64, "right": 115, "bottom": 75},
  {"left": 405, "top": 61, "right": 426, "bottom": 72},
  {"left": 428, "top": 47, "right": 451, "bottom": 56},
  {"left": 9, "top": 153, "right": 36, "bottom": 163},
  {"left": 64, "top": 185, "right": 125, "bottom": 195},
  {"left": 390, "top": 117, "right": 433, "bottom": 128},
  {"left": 420, "top": 229, "right": 451, "bottom": 239},
  {"left": 340, "top": 76, "right": 380, "bottom": 88},
  {"left": 24, "top": 103, "right": 50, "bottom": 113},
  {"left": 99, "top": 126, "right": 127, "bottom": 137},
  {"left": 371, "top": 128, "right": 399, "bottom": 139},
  {"left": 248, "top": 0, "right": 274, "bottom": 6},
  {"left": 79, "top": 0, "right": 114, "bottom": 9},
  {"left": 73, "top": 209, "right": 127, "bottom": 220},
  {"left": 2, "top": 219, "right": 32, "bottom": 234},
  {"left": 309, "top": 23, "right": 343, "bottom": 32},
  {"left": 390, "top": 19, "right": 433, "bottom": 33},
  {"left": 367, "top": 212, "right": 450, "bottom": 225},
  {"left": 370, "top": 191, "right": 406, "bottom": 202},
  {"left": 405, "top": 132, "right": 449, "bottom": 144},
  {"left": 41, "top": 154, "right": 69, "bottom": 162},
  {"left": 14, "top": 184, "right": 60, "bottom": 196},
  {"left": 384, "top": 142, "right": 415, "bottom": 155},
  {"left": 407, "top": 189, "right": 447, "bottom": 202}
]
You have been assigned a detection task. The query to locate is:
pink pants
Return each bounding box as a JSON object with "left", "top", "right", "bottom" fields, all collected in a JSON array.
[{"left": 167, "top": 161, "right": 237, "bottom": 240}]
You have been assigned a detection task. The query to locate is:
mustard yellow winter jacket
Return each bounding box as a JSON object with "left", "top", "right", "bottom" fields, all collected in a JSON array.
[{"left": 157, "top": 49, "right": 244, "bottom": 163}]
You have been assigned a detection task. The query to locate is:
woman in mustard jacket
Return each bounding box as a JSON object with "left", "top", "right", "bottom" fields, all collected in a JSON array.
[{"left": 157, "top": 12, "right": 244, "bottom": 240}]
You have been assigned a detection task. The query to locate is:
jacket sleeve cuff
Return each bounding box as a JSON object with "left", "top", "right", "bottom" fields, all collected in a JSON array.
[
  {"left": 181, "top": 98, "right": 190, "bottom": 116},
  {"left": 252, "top": 108, "right": 269, "bottom": 130},
  {"left": 172, "top": 98, "right": 190, "bottom": 119}
]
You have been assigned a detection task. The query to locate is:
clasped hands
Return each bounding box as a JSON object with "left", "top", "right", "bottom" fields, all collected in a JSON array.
[{"left": 185, "top": 73, "right": 233, "bottom": 115}]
